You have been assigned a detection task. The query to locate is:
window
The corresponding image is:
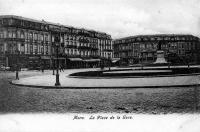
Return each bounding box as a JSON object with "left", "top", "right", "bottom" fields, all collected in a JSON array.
[
  {"left": 3, "top": 30, "right": 7, "bottom": 38},
  {"left": 21, "top": 44, "right": 25, "bottom": 53},
  {"left": 34, "top": 33, "right": 38, "bottom": 40},
  {"left": 0, "top": 43, "right": 3, "bottom": 53},
  {"left": 34, "top": 45, "right": 38, "bottom": 54},
  {"left": 29, "top": 33, "right": 33, "bottom": 40},
  {"left": 0, "top": 31, "right": 3, "bottom": 38},
  {"left": 45, "top": 34, "right": 48, "bottom": 41},
  {"left": 41, "top": 46, "right": 44, "bottom": 54},
  {"left": 41, "top": 35, "right": 44, "bottom": 41},
  {"left": 51, "top": 36, "right": 54, "bottom": 42},
  {"left": 140, "top": 44, "right": 145, "bottom": 49},
  {"left": 17, "top": 31, "right": 21, "bottom": 38},
  {"left": 30, "top": 45, "right": 33, "bottom": 53},
  {"left": 0, "top": 19, "right": 2, "bottom": 25},
  {"left": 24, "top": 32, "right": 28, "bottom": 39},
  {"left": 38, "top": 45, "right": 40, "bottom": 54},
  {"left": 21, "top": 31, "right": 24, "bottom": 38},
  {"left": 13, "top": 31, "right": 16, "bottom": 38},
  {"left": 147, "top": 44, "right": 152, "bottom": 49},
  {"left": 46, "top": 46, "right": 48, "bottom": 54},
  {"left": 8, "top": 31, "right": 12, "bottom": 38},
  {"left": 8, "top": 19, "right": 13, "bottom": 25}
]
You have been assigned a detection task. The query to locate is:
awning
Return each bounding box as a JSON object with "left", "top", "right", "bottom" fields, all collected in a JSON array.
[
  {"left": 29, "top": 57, "right": 40, "bottom": 59},
  {"left": 83, "top": 59, "right": 101, "bottom": 62},
  {"left": 68, "top": 58, "right": 83, "bottom": 61},
  {"left": 41, "top": 56, "right": 51, "bottom": 60},
  {"left": 53, "top": 57, "right": 66, "bottom": 60},
  {"left": 112, "top": 58, "right": 120, "bottom": 63}
]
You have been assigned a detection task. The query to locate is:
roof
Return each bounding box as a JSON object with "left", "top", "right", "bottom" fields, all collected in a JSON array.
[
  {"left": 68, "top": 58, "right": 83, "bottom": 61},
  {"left": 0, "top": 15, "right": 112, "bottom": 38},
  {"left": 114, "top": 34, "right": 197, "bottom": 41},
  {"left": 83, "top": 59, "right": 101, "bottom": 62},
  {"left": 0, "top": 15, "right": 46, "bottom": 24}
]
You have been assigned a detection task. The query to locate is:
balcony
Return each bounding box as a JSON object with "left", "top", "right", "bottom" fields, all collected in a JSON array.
[
  {"left": 60, "top": 42, "right": 65, "bottom": 47},
  {"left": 66, "top": 45, "right": 77, "bottom": 49},
  {"left": 79, "top": 38, "right": 90, "bottom": 43},
  {"left": 78, "top": 45, "right": 91, "bottom": 50},
  {"left": 90, "top": 47, "right": 99, "bottom": 51},
  {"left": 66, "top": 54, "right": 80, "bottom": 58},
  {"left": 103, "top": 49, "right": 113, "bottom": 52},
  {"left": 0, "top": 38, "right": 25, "bottom": 42},
  {"left": 44, "top": 41, "right": 49, "bottom": 45},
  {"left": 90, "top": 55, "right": 100, "bottom": 58}
]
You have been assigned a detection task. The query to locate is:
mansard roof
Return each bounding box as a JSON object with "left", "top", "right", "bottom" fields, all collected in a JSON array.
[
  {"left": 114, "top": 34, "right": 198, "bottom": 41},
  {"left": 0, "top": 15, "right": 111, "bottom": 39}
]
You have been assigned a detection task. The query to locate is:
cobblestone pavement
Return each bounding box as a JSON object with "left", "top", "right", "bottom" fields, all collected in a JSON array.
[{"left": 0, "top": 69, "right": 200, "bottom": 113}]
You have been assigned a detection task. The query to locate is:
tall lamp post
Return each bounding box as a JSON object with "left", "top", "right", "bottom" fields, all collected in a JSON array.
[
  {"left": 54, "top": 34, "right": 60, "bottom": 86},
  {"left": 108, "top": 53, "right": 111, "bottom": 71},
  {"left": 52, "top": 55, "right": 55, "bottom": 75},
  {"left": 16, "top": 50, "right": 19, "bottom": 80}
]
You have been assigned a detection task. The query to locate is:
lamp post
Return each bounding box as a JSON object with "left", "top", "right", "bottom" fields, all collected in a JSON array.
[
  {"left": 167, "top": 52, "right": 170, "bottom": 69},
  {"left": 54, "top": 34, "right": 60, "bottom": 86},
  {"left": 141, "top": 53, "right": 144, "bottom": 69},
  {"left": 108, "top": 53, "right": 111, "bottom": 71},
  {"left": 52, "top": 56, "right": 55, "bottom": 75},
  {"left": 16, "top": 50, "right": 19, "bottom": 80},
  {"left": 4, "top": 51, "right": 8, "bottom": 69}
]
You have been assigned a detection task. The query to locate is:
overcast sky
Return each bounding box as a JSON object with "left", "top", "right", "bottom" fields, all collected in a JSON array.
[{"left": 0, "top": 0, "right": 200, "bottom": 39}]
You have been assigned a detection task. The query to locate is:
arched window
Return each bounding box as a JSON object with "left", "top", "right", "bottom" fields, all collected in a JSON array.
[
  {"left": 17, "top": 30, "right": 21, "bottom": 38},
  {"left": 34, "top": 33, "right": 38, "bottom": 40},
  {"left": 29, "top": 32, "right": 33, "bottom": 40},
  {"left": 3, "top": 30, "right": 7, "bottom": 38},
  {"left": 0, "top": 31, "right": 3, "bottom": 38},
  {"left": 21, "top": 31, "right": 24, "bottom": 38},
  {"left": 8, "top": 31, "right": 12, "bottom": 38},
  {"left": 13, "top": 31, "right": 16, "bottom": 38}
]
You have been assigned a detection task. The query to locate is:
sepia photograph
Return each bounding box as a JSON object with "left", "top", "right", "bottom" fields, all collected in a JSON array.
[{"left": 1, "top": 0, "right": 200, "bottom": 131}]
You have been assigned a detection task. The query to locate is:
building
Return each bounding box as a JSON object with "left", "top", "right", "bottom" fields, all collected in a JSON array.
[
  {"left": 113, "top": 34, "right": 200, "bottom": 65},
  {"left": 0, "top": 15, "right": 113, "bottom": 69}
]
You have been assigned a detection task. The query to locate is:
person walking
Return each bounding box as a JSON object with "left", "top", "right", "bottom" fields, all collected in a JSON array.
[{"left": 61, "top": 65, "right": 64, "bottom": 72}]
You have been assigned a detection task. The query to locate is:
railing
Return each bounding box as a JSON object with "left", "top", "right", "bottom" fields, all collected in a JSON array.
[
  {"left": 78, "top": 45, "right": 91, "bottom": 50},
  {"left": 66, "top": 45, "right": 77, "bottom": 48},
  {"left": 0, "top": 38, "right": 25, "bottom": 42}
]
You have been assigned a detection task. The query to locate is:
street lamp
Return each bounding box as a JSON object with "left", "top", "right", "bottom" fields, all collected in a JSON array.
[
  {"left": 52, "top": 56, "right": 55, "bottom": 75},
  {"left": 54, "top": 34, "right": 60, "bottom": 86},
  {"left": 141, "top": 53, "right": 144, "bottom": 69},
  {"left": 108, "top": 53, "right": 111, "bottom": 71},
  {"left": 16, "top": 50, "right": 20, "bottom": 80}
]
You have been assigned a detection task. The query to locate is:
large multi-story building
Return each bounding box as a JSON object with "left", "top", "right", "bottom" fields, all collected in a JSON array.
[
  {"left": 0, "top": 15, "right": 113, "bottom": 69},
  {"left": 113, "top": 34, "right": 200, "bottom": 65}
]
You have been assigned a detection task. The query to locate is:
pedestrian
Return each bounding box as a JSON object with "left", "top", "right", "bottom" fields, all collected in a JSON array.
[
  {"left": 41, "top": 65, "right": 44, "bottom": 73},
  {"left": 62, "top": 65, "right": 64, "bottom": 72},
  {"left": 59, "top": 65, "right": 64, "bottom": 72},
  {"left": 100, "top": 62, "right": 104, "bottom": 70}
]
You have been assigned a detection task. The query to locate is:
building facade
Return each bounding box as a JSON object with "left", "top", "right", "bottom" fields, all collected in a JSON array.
[
  {"left": 113, "top": 34, "right": 200, "bottom": 65},
  {"left": 0, "top": 15, "right": 113, "bottom": 69}
]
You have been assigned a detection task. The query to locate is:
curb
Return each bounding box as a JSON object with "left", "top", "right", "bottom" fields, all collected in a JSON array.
[
  {"left": 68, "top": 73, "right": 200, "bottom": 79},
  {"left": 10, "top": 81, "right": 200, "bottom": 89}
]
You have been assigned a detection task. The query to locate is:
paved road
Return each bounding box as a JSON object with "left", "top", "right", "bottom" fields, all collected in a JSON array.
[{"left": 0, "top": 68, "right": 200, "bottom": 113}]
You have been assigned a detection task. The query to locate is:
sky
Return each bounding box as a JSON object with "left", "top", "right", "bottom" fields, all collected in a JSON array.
[{"left": 0, "top": 0, "right": 200, "bottom": 39}]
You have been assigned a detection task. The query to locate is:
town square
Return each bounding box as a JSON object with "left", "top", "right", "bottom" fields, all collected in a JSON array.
[{"left": 1, "top": 0, "right": 200, "bottom": 132}]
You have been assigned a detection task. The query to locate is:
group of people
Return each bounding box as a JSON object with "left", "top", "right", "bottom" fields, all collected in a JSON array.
[
  {"left": 40, "top": 64, "right": 64, "bottom": 73},
  {"left": 59, "top": 65, "right": 64, "bottom": 72}
]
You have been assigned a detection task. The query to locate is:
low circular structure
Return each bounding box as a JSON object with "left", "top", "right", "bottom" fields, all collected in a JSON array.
[
  {"left": 69, "top": 67, "right": 200, "bottom": 78},
  {"left": 11, "top": 67, "right": 200, "bottom": 89}
]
